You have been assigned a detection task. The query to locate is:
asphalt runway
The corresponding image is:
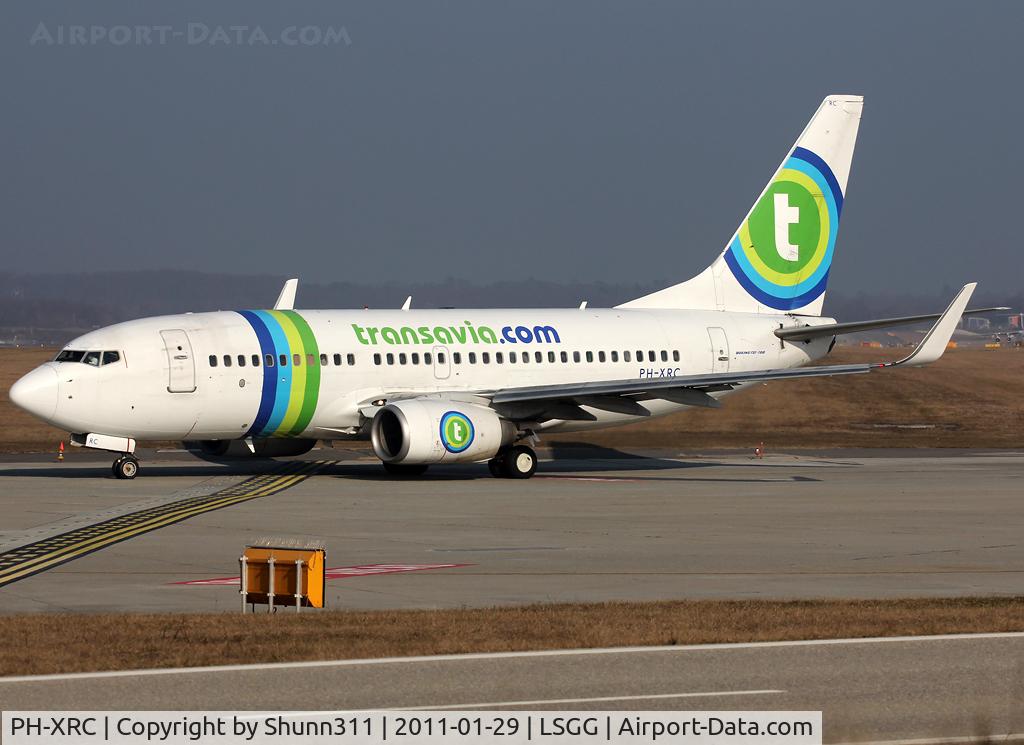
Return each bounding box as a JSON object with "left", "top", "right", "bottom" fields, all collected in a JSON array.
[
  {"left": 0, "top": 447, "right": 1022, "bottom": 613},
  {"left": 3, "top": 633, "right": 1024, "bottom": 742}
]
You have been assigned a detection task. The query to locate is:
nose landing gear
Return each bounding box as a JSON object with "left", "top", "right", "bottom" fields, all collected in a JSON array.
[{"left": 112, "top": 454, "right": 140, "bottom": 480}]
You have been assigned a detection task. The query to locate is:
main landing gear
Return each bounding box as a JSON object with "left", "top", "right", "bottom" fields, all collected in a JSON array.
[
  {"left": 488, "top": 445, "right": 537, "bottom": 479},
  {"left": 112, "top": 454, "right": 140, "bottom": 480}
]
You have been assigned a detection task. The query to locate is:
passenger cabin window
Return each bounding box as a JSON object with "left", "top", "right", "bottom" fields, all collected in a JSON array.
[
  {"left": 102, "top": 351, "right": 120, "bottom": 365},
  {"left": 534, "top": 351, "right": 542, "bottom": 363},
  {"left": 265, "top": 354, "right": 275, "bottom": 367},
  {"left": 412, "top": 353, "right": 420, "bottom": 365},
  {"left": 648, "top": 351, "right": 656, "bottom": 362},
  {"left": 399, "top": 353, "right": 407, "bottom": 365},
  {"left": 424, "top": 352, "right": 432, "bottom": 365},
  {"left": 209, "top": 355, "right": 218, "bottom": 367},
  {"left": 496, "top": 352, "right": 503, "bottom": 364},
  {"left": 611, "top": 351, "right": 619, "bottom": 362},
  {"left": 436, "top": 352, "right": 445, "bottom": 364},
  {"left": 510, "top": 351, "right": 517, "bottom": 363},
  {"left": 624, "top": 351, "right": 631, "bottom": 362},
  {"left": 308, "top": 353, "right": 316, "bottom": 367},
  {"left": 386, "top": 353, "right": 395, "bottom": 365},
  {"left": 55, "top": 350, "right": 86, "bottom": 363},
  {"left": 468, "top": 352, "right": 477, "bottom": 364},
  {"left": 279, "top": 354, "right": 288, "bottom": 367},
  {"left": 598, "top": 351, "right": 606, "bottom": 363},
  {"left": 673, "top": 350, "right": 680, "bottom": 362},
  {"left": 482, "top": 352, "right": 490, "bottom": 364},
  {"left": 573, "top": 351, "right": 581, "bottom": 363},
  {"left": 252, "top": 354, "right": 260, "bottom": 367},
  {"left": 586, "top": 351, "right": 594, "bottom": 363},
  {"left": 453, "top": 352, "right": 461, "bottom": 364},
  {"left": 548, "top": 351, "right": 556, "bottom": 363},
  {"left": 661, "top": 350, "right": 668, "bottom": 362},
  {"left": 347, "top": 353, "right": 356, "bottom": 366},
  {"left": 321, "top": 353, "right": 329, "bottom": 366},
  {"left": 373, "top": 353, "right": 382, "bottom": 365},
  {"left": 237, "top": 355, "right": 246, "bottom": 367},
  {"left": 293, "top": 353, "right": 302, "bottom": 367},
  {"left": 560, "top": 351, "right": 568, "bottom": 363},
  {"left": 223, "top": 355, "right": 232, "bottom": 367}
]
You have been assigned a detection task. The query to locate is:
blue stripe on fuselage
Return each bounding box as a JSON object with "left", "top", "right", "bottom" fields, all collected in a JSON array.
[
  {"left": 252, "top": 310, "right": 292, "bottom": 436},
  {"left": 237, "top": 310, "right": 277, "bottom": 438}
]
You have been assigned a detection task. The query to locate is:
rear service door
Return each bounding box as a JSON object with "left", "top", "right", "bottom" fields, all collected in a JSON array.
[
  {"left": 707, "top": 326, "right": 730, "bottom": 374},
  {"left": 160, "top": 329, "right": 197, "bottom": 392}
]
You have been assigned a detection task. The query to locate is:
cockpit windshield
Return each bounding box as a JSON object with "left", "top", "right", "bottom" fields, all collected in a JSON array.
[{"left": 54, "top": 350, "right": 122, "bottom": 366}]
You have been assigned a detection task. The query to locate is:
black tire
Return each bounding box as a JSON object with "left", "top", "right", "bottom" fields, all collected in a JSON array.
[
  {"left": 382, "top": 462, "right": 429, "bottom": 477},
  {"left": 487, "top": 458, "right": 504, "bottom": 478},
  {"left": 115, "top": 455, "right": 139, "bottom": 480},
  {"left": 505, "top": 445, "right": 537, "bottom": 479},
  {"left": 111, "top": 458, "right": 123, "bottom": 477}
]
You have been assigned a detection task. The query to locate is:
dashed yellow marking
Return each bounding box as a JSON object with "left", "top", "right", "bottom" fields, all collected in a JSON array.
[{"left": 0, "top": 460, "right": 334, "bottom": 588}]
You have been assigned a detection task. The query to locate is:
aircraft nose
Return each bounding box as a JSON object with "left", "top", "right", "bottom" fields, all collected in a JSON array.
[{"left": 9, "top": 365, "right": 58, "bottom": 421}]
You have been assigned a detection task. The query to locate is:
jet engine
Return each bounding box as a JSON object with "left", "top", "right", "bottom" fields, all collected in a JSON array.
[
  {"left": 370, "top": 400, "right": 516, "bottom": 464},
  {"left": 183, "top": 438, "right": 317, "bottom": 459}
]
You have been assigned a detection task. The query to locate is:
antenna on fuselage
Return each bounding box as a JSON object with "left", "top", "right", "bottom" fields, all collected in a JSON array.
[
  {"left": 579, "top": 300, "right": 588, "bottom": 310},
  {"left": 401, "top": 296, "right": 412, "bottom": 311}
]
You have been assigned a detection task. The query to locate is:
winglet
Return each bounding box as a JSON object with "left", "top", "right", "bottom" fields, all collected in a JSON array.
[
  {"left": 274, "top": 278, "right": 298, "bottom": 310},
  {"left": 891, "top": 283, "right": 976, "bottom": 368}
]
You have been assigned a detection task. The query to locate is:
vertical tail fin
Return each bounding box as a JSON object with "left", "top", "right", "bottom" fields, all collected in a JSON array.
[{"left": 618, "top": 95, "right": 863, "bottom": 315}]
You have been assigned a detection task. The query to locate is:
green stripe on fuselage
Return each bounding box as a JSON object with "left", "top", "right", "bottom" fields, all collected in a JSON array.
[{"left": 280, "top": 310, "right": 321, "bottom": 435}]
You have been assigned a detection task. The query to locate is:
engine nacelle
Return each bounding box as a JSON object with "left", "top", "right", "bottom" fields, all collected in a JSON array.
[
  {"left": 371, "top": 400, "right": 515, "bottom": 464},
  {"left": 183, "top": 438, "right": 317, "bottom": 459}
]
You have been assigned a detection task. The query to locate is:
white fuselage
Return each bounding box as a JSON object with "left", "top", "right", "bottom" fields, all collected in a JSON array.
[{"left": 20, "top": 308, "right": 834, "bottom": 443}]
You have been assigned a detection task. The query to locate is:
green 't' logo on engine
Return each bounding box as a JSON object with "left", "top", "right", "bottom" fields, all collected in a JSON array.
[{"left": 440, "top": 411, "right": 474, "bottom": 453}]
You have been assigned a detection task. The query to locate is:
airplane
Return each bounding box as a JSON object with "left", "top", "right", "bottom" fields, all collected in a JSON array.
[{"left": 8, "top": 95, "right": 1005, "bottom": 480}]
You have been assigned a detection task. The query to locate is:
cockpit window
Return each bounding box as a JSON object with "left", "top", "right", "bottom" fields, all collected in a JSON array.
[
  {"left": 102, "top": 351, "right": 120, "bottom": 365},
  {"left": 55, "top": 350, "right": 85, "bottom": 363},
  {"left": 82, "top": 351, "right": 102, "bottom": 367}
]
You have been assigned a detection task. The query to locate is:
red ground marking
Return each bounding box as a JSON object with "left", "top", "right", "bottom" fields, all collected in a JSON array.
[{"left": 171, "top": 563, "right": 471, "bottom": 586}]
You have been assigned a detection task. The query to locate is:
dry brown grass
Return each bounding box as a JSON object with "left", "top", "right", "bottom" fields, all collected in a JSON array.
[
  {"left": 2, "top": 597, "right": 1023, "bottom": 677},
  {"left": 551, "top": 347, "right": 1024, "bottom": 449},
  {"left": 2, "top": 346, "right": 1022, "bottom": 453}
]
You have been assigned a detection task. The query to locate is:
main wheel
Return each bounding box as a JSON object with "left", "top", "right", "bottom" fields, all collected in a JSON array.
[
  {"left": 504, "top": 445, "right": 537, "bottom": 479},
  {"left": 382, "top": 462, "right": 429, "bottom": 477},
  {"left": 487, "top": 458, "right": 504, "bottom": 478},
  {"left": 114, "top": 455, "right": 139, "bottom": 480}
]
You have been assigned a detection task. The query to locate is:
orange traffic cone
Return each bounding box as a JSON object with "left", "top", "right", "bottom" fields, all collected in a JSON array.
[{"left": 57, "top": 441, "right": 65, "bottom": 462}]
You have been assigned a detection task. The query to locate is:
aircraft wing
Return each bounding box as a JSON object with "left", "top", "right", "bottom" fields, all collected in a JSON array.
[
  {"left": 486, "top": 283, "right": 976, "bottom": 418},
  {"left": 776, "top": 304, "right": 1006, "bottom": 342}
]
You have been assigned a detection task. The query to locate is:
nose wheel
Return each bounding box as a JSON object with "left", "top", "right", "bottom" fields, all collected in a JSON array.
[
  {"left": 487, "top": 445, "right": 537, "bottom": 479},
  {"left": 112, "top": 454, "right": 140, "bottom": 480}
]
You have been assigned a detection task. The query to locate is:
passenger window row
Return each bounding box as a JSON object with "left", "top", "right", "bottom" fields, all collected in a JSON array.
[
  {"left": 372, "top": 349, "right": 681, "bottom": 366},
  {"left": 208, "top": 352, "right": 356, "bottom": 368}
]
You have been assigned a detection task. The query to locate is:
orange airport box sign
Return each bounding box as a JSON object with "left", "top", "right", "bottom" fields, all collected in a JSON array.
[{"left": 241, "top": 545, "right": 325, "bottom": 610}]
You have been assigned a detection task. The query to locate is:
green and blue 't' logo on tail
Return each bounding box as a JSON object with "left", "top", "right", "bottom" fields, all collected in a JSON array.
[{"left": 724, "top": 146, "right": 843, "bottom": 311}]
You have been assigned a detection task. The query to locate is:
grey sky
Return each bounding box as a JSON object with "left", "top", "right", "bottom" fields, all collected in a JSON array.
[{"left": 3, "top": 1, "right": 1022, "bottom": 295}]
